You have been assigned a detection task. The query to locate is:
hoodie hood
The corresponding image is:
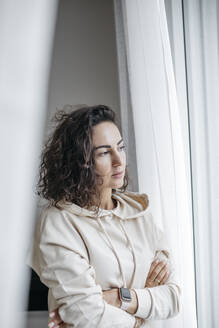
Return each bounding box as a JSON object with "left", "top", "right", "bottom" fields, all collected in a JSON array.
[
  {"left": 57, "top": 190, "right": 150, "bottom": 289},
  {"left": 57, "top": 190, "right": 150, "bottom": 220}
]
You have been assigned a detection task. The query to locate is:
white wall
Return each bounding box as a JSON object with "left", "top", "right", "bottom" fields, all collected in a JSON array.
[{"left": 47, "top": 0, "right": 120, "bottom": 124}]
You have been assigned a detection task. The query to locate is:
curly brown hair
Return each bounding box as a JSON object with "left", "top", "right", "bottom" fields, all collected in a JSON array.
[{"left": 37, "top": 105, "right": 128, "bottom": 209}]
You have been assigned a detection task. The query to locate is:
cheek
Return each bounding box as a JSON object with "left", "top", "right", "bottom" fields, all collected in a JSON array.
[
  {"left": 95, "top": 151, "right": 127, "bottom": 175},
  {"left": 95, "top": 159, "right": 111, "bottom": 175}
]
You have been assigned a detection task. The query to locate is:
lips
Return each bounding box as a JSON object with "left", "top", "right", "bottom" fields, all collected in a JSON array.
[{"left": 112, "top": 171, "right": 123, "bottom": 177}]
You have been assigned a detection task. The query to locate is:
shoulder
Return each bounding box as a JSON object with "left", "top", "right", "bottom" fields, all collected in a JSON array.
[
  {"left": 34, "top": 205, "right": 89, "bottom": 259},
  {"left": 37, "top": 205, "right": 65, "bottom": 232},
  {"left": 35, "top": 205, "right": 77, "bottom": 244}
]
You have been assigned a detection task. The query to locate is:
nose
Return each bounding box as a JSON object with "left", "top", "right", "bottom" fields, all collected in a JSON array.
[{"left": 112, "top": 150, "right": 123, "bottom": 166}]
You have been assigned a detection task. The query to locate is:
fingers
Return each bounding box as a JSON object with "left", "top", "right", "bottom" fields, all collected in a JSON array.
[
  {"left": 54, "top": 322, "right": 67, "bottom": 328},
  {"left": 48, "top": 322, "right": 65, "bottom": 328},
  {"left": 154, "top": 263, "right": 169, "bottom": 284},
  {"left": 147, "top": 258, "right": 160, "bottom": 277},
  {"left": 159, "top": 270, "right": 170, "bottom": 285},
  {"left": 49, "top": 322, "right": 67, "bottom": 328},
  {"left": 48, "top": 309, "right": 63, "bottom": 328},
  {"left": 49, "top": 309, "right": 59, "bottom": 319},
  {"left": 134, "top": 317, "right": 144, "bottom": 328},
  {"left": 48, "top": 322, "right": 64, "bottom": 328},
  {"left": 48, "top": 319, "right": 64, "bottom": 328},
  {"left": 146, "top": 259, "right": 170, "bottom": 287},
  {"left": 148, "top": 261, "right": 167, "bottom": 282}
]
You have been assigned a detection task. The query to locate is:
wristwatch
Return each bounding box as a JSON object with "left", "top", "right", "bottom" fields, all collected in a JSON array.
[{"left": 119, "top": 287, "right": 132, "bottom": 310}]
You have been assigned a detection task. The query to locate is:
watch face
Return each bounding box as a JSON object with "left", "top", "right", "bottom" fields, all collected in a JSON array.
[{"left": 120, "top": 288, "right": 131, "bottom": 302}]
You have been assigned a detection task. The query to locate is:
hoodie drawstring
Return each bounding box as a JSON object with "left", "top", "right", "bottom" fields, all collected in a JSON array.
[
  {"left": 119, "top": 220, "right": 137, "bottom": 288},
  {"left": 97, "top": 217, "right": 137, "bottom": 289}
]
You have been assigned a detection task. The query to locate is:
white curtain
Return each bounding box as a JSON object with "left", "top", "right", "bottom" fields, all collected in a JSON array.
[
  {"left": 181, "top": 1, "right": 219, "bottom": 327},
  {"left": 114, "top": 0, "right": 197, "bottom": 327},
  {"left": 0, "top": 1, "right": 58, "bottom": 327}
]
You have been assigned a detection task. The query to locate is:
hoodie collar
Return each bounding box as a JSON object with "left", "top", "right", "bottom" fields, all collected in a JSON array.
[{"left": 57, "top": 190, "right": 150, "bottom": 220}]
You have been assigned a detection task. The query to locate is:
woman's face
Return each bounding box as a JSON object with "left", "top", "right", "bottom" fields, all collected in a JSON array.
[{"left": 92, "top": 121, "right": 126, "bottom": 191}]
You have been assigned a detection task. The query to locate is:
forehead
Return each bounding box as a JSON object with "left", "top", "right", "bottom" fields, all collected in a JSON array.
[{"left": 92, "top": 122, "right": 122, "bottom": 146}]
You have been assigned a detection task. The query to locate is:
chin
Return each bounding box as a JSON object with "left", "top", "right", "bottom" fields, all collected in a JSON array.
[
  {"left": 111, "top": 180, "right": 124, "bottom": 189},
  {"left": 102, "top": 175, "right": 125, "bottom": 190}
]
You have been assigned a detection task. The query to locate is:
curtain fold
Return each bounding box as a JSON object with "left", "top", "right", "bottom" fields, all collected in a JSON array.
[
  {"left": 114, "top": 0, "right": 197, "bottom": 327},
  {"left": 182, "top": 1, "right": 219, "bottom": 326}
]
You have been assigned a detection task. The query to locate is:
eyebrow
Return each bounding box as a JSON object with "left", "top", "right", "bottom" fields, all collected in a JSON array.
[{"left": 94, "top": 138, "right": 123, "bottom": 150}]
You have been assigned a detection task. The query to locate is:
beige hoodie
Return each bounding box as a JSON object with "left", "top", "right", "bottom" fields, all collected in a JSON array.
[{"left": 31, "top": 190, "right": 181, "bottom": 328}]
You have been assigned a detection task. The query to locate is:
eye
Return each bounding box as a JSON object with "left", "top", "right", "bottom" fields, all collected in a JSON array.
[
  {"left": 98, "top": 151, "right": 110, "bottom": 157},
  {"left": 118, "top": 145, "right": 126, "bottom": 151}
]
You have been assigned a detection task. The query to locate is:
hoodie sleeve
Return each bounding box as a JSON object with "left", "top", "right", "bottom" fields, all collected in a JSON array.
[
  {"left": 133, "top": 220, "right": 181, "bottom": 320},
  {"left": 35, "top": 208, "right": 136, "bottom": 328}
]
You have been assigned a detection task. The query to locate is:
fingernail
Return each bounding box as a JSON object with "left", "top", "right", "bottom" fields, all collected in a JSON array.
[
  {"left": 48, "top": 322, "right": 54, "bottom": 328},
  {"left": 49, "top": 312, "right": 55, "bottom": 318}
]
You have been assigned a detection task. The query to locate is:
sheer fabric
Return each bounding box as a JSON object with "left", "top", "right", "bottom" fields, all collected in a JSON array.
[{"left": 114, "top": 0, "right": 197, "bottom": 327}]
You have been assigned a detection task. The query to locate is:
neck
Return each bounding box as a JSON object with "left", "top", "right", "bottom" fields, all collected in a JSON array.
[{"left": 99, "top": 188, "right": 115, "bottom": 210}]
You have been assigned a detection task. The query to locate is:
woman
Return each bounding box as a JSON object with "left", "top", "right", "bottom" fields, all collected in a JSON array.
[{"left": 31, "top": 105, "right": 181, "bottom": 328}]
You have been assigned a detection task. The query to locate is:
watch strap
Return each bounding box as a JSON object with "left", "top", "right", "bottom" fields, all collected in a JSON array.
[
  {"left": 120, "top": 300, "right": 130, "bottom": 310},
  {"left": 119, "top": 287, "right": 132, "bottom": 311}
]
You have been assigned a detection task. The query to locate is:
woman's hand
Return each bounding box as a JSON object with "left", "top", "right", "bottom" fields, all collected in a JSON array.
[
  {"left": 102, "top": 288, "right": 121, "bottom": 308},
  {"left": 48, "top": 303, "right": 143, "bottom": 328},
  {"left": 48, "top": 289, "right": 121, "bottom": 328},
  {"left": 145, "top": 258, "right": 170, "bottom": 288},
  {"left": 48, "top": 309, "right": 65, "bottom": 328},
  {"left": 48, "top": 259, "right": 170, "bottom": 328},
  {"left": 134, "top": 317, "right": 144, "bottom": 328}
]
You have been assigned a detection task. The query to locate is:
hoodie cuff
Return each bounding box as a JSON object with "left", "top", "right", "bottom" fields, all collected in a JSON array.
[{"left": 134, "top": 288, "right": 152, "bottom": 318}]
